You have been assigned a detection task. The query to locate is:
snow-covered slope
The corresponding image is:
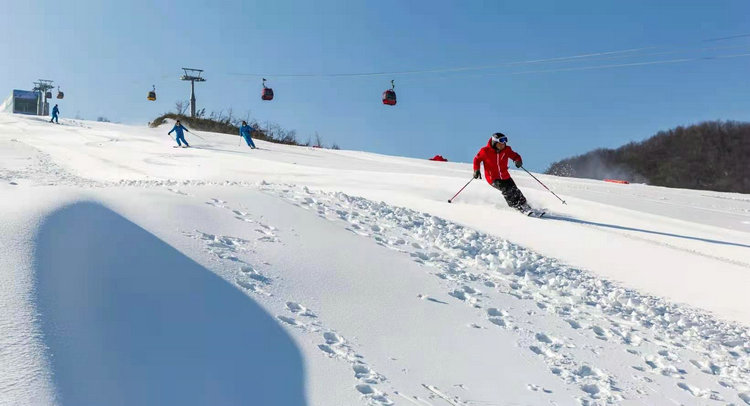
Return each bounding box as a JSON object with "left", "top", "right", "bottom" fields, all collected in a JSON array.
[
  {"left": 0, "top": 95, "right": 11, "bottom": 114},
  {"left": 1, "top": 113, "right": 749, "bottom": 405}
]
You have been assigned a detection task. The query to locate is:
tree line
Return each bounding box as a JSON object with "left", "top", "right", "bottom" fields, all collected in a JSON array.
[{"left": 545, "top": 120, "right": 750, "bottom": 193}]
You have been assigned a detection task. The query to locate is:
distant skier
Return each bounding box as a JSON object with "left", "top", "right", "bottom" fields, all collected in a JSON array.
[
  {"left": 50, "top": 104, "right": 60, "bottom": 124},
  {"left": 168, "top": 120, "right": 191, "bottom": 148},
  {"left": 473, "top": 132, "right": 533, "bottom": 214},
  {"left": 239, "top": 121, "right": 257, "bottom": 149}
]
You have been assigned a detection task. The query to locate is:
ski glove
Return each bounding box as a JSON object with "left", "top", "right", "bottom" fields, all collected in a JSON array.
[
  {"left": 473, "top": 170, "right": 482, "bottom": 179},
  {"left": 515, "top": 160, "right": 523, "bottom": 168}
]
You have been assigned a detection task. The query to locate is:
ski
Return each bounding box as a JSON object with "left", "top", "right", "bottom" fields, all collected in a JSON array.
[
  {"left": 421, "top": 384, "right": 464, "bottom": 406},
  {"left": 524, "top": 210, "right": 545, "bottom": 218},
  {"left": 516, "top": 204, "right": 546, "bottom": 218}
]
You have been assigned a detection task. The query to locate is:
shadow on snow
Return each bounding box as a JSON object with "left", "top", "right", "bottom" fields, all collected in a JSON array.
[
  {"left": 545, "top": 214, "right": 750, "bottom": 249},
  {"left": 34, "top": 202, "right": 307, "bottom": 406}
]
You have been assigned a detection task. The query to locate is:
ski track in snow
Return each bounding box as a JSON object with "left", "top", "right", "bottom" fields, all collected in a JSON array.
[
  {"left": 421, "top": 384, "right": 466, "bottom": 405},
  {"left": 255, "top": 183, "right": 750, "bottom": 405},
  {"left": 193, "top": 196, "right": 395, "bottom": 405},
  {"left": 0, "top": 140, "right": 100, "bottom": 187}
]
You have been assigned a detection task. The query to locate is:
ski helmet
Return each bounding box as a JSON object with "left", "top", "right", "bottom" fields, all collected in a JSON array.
[{"left": 491, "top": 132, "right": 508, "bottom": 144}]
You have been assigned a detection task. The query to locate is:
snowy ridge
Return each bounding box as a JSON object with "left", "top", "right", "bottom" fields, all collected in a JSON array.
[{"left": 259, "top": 183, "right": 750, "bottom": 404}]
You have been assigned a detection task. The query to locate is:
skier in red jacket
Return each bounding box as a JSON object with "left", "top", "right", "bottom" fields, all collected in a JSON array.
[{"left": 473, "top": 132, "right": 531, "bottom": 213}]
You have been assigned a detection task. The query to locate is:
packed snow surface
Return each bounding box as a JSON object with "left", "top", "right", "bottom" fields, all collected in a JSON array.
[{"left": 1, "top": 113, "right": 749, "bottom": 405}]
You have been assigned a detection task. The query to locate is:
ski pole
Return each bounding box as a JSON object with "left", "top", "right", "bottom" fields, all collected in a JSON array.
[
  {"left": 165, "top": 133, "right": 180, "bottom": 146},
  {"left": 520, "top": 166, "right": 567, "bottom": 205},
  {"left": 448, "top": 178, "right": 474, "bottom": 203},
  {"left": 189, "top": 131, "right": 206, "bottom": 141}
]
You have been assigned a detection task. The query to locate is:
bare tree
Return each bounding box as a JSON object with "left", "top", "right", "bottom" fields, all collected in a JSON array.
[
  {"left": 174, "top": 100, "right": 189, "bottom": 115},
  {"left": 279, "top": 129, "right": 297, "bottom": 144},
  {"left": 313, "top": 132, "right": 323, "bottom": 147},
  {"left": 267, "top": 122, "right": 282, "bottom": 141}
]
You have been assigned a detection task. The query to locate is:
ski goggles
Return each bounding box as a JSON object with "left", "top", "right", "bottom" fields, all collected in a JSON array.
[{"left": 492, "top": 136, "right": 508, "bottom": 143}]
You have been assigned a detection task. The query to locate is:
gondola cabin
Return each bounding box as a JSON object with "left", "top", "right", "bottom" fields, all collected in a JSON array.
[
  {"left": 56, "top": 89, "right": 64, "bottom": 99},
  {"left": 147, "top": 85, "right": 156, "bottom": 101},
  {"left": 45, "top": 91, "right": 52, "bottom": 99},
  {"left": 382, "top": 89, "right": 397, "bottom": 106},
  {"left": 382, "top": 80, "right": 397, "bottom": 106},
  {"left": 262, "top": 87, "right": 274, "bottom": 101},
  {"left": 261, "top": 78, "right": 274, "bottom": 101}
]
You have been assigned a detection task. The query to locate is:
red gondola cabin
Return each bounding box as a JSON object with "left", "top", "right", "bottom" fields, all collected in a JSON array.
[
  {"left": 261, "top": 78, "right": 274, "bottom": 101},
  {"left": 382, "top": 89, "right": 396, "bottom": 105},
  {"left": 382, "top": 79, "right": 397, "bottom": 106},
  {"left": 262, "top": 87, "right": 274, "bottom": 101}
]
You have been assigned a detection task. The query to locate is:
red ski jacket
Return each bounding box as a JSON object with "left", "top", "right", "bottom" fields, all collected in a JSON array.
[{"left": 473, "top": 140, "right": 522, "bottom": 184}]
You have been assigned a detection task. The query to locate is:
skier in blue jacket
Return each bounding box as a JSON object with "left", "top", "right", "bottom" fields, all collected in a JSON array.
[
  {"left": 168, "top": 120, "right": 191, "bottom": 148},
  {"left": 50, "top": 104, "right": 60, "bottom": 123},
  {"left": 239, "top": 121, "right": 257, "bottom": 149}
]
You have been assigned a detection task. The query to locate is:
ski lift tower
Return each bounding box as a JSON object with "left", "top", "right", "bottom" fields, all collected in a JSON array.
[
  {"left": 32, "top": 79, "right": 54, "bottom": 116},
  {"left": 180, "top": 68, "right": 206, "bottom": 118}
]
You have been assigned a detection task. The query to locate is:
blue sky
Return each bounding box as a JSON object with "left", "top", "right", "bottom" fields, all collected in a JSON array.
[{"left": 2, "top": 0, "right": 749, "bottom": 172}]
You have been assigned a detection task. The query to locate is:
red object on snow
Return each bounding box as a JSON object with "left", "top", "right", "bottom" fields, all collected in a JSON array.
[
  {"left": 604, "top": 179, "right": 630, "bottom": 184},
  {"left": 429, "top": 155, "right": 448, "bottom": 162}
]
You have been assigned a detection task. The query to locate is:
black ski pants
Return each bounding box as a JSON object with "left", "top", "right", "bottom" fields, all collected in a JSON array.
[{"left": 492, "top": 178, "right": 527, "bottom": 208}]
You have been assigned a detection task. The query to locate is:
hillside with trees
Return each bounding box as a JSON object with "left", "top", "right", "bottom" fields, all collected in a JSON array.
[
  {"left": 150, "top": 102, "right": 339, "bottom": 149},
  {"left": 545, "top": 121, "right": 750, "bottom": 193}
]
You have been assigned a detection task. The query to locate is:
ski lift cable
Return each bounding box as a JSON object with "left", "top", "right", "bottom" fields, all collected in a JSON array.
[
  {"left": 703, "top": 32, "right": 750, "bottom": 42},
  {"left": 225, "top": 47, "right": 657, "bottom": 78},
  {"left": 543, "top": 43, "right": 750, "bottom": 65},
  {"left": 507, "top": 52, "right": 750, "bottom": 76},
  {"left": 222, "top": 49, "right": 750, "bottom": 82},
  {"left": 223, "top": 34, "right": 750, "bottom": 79}
]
